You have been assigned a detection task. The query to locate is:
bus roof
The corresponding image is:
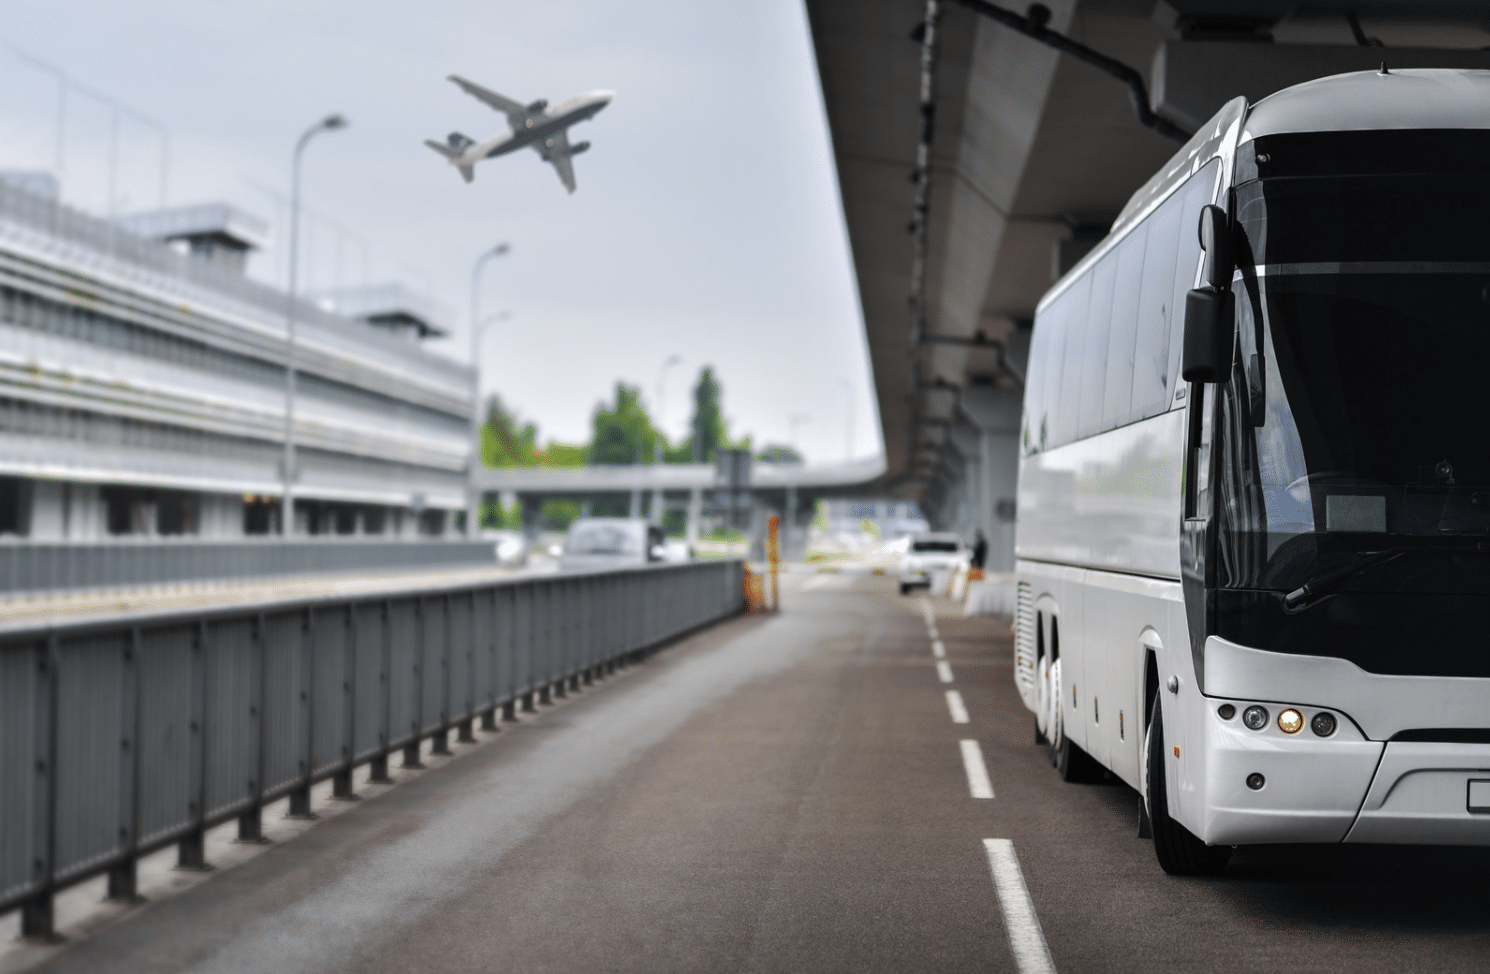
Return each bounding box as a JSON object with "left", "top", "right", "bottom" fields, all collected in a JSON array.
[{"left": 1241, "top": 67, "right": 1490, "bottom": 143}]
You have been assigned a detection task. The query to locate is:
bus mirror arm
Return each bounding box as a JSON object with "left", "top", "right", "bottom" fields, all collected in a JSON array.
[
  {"left": 1182, "top": 287, "right": 1235, "bottom": 384},
  {"left": 1198, "top": 204, "right": 1232, "bottom": 289}
]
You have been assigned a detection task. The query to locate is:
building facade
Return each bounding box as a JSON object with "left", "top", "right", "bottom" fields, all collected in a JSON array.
[{"left": 0, "top": 181, "right": 473, "bottom": 541}]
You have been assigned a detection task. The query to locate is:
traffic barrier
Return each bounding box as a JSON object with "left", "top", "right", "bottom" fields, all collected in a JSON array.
[{"left": 0, "top": 559, "right": 744, "bottom": 940}]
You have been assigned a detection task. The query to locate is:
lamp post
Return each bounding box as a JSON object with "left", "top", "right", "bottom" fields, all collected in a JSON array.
[
  {"left": 281, "top": 113, "right": 347, "bottom": 536},
  {"left": 651, "top": 354, "right": 682, "bottom": 527},
  {"left": 468, "top": 243, "right": 511, "bottom": 536}
]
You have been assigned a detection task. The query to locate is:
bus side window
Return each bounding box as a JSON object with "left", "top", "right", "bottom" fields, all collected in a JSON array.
[
  {"left": 1102, "top": 224, "right": 1146, "bottom": 431},
  {"left": 1077, "top": 253, "right": 1116, "bottom": 440},
  {"left": 1134, "top": 189, "right": 1182, "bottom": 419},
  {"left": 1166, "top": 161, "right": 1222, "bottom": 398},
  {"left": 1051, "top": 275, "right": 1092, "bottom": 447}
]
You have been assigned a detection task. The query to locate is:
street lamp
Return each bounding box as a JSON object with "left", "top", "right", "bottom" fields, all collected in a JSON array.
[
  {"left": 468, "top": 243, "right": 511, "bottom": 536},
  {"left": 281, "top": 113, "right": 348, "bottom": 536},
  {"left": 651, "top": 354, "right": 682, "bottom": 527}
]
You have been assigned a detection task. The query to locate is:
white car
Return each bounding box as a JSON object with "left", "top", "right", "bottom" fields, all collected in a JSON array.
[
  {"left": 898, "top": 533, "right": 966, "bottom": 595},
  {"left": 480, "top": 528, "right": 529, "bottom": 567}
]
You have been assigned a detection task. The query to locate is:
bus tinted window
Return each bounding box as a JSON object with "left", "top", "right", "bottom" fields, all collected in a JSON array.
[
  {"left": 1165, "top": 164, "right": 1218, "bottom": 397},
  {"left": 1021, "top": 305, "right": 1050, "bottom": 454},
  {"left": 1051, "top": 274, "right": 1091, "bottom": 447},
  {"left": 1102, "top": 224, "right": 1146, "bottom": 430},
  {"left": 1132, "top": 185, "right": 1182, "bottom": 419},
  {"left": 1077, "top": 252, "right": 1116, "bottom": 439},
  {"left": 1031, "top": 292, "right": 1069, "bottom": 453}
]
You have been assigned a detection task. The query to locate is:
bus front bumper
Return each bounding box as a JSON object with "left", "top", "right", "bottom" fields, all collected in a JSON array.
[{"left": 1345, "top": 743, "right": 1490, "bottom": 845}]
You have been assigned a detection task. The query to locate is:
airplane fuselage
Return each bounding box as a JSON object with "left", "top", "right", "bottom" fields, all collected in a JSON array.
[{"left": 463, "top": 93, "right": 612, "bottom": 164}]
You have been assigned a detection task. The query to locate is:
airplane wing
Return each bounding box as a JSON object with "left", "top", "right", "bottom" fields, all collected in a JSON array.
[
  {"left": 536, "top": 129, "right": 578, "bottom": 194},
  {"left": 447, "top": 75, "right": 527, "bottom": 118}
]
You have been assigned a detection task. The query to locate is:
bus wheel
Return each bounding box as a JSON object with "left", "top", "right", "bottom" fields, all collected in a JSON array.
[
  {"left": 1045, "top": 659, "right": 1097, "bottom": 781},
  {"left": 1144, "top": 691, "right": 1231, "bottom": 875}
]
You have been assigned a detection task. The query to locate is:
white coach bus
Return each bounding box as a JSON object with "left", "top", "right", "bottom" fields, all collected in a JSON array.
[{"left": 1013, "top": 68, "right": 1490, "bottom": 874}]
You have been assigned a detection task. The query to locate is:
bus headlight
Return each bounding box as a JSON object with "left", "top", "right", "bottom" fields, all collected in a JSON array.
[
  {"left": 1277, "top": 709, "right": 1304, "bottom": 734},
  {"left": 1242, "top": 705, "right": 1268, "bottom": 730}
]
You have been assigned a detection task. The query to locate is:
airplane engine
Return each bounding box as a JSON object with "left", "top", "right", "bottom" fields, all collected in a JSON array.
[
  {"left": 526, "top": 99, "right": 548, "bottom": 113},
  {"left": 570, "top": 141, "right": 591, "bottom": 155}
]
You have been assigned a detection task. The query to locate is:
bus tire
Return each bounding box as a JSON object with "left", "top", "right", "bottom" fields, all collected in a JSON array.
[
  {"left": 1145, "top": 691, "right": 1231, "bottom": 875},
  {"left": 1044, "top": 658, "right": 1099, "bottom": 781}
]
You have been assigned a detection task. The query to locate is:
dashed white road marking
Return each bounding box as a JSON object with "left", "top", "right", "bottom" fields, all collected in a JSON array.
[
  {"left": 932, "top": 639, "right": 945, "bottom": 659},
  {"left": 928, "top": 625, "right": 940, "bottom": 640},
  {"left": 945, "top": 690, "right": 969, "bottom": 724},
  {"left": 982, "top": 839, "right": 1057, "bottom": 974},
  {"left": 960, "top": 739, "right": 994, "bottom": 798},
  {"left": 936, "top": 660, "right": 954, "bottom": 683}
]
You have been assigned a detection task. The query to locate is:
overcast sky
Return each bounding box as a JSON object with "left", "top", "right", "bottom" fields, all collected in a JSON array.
[{"left": 0, "top": 0, "right": 878, "bottom": 464}]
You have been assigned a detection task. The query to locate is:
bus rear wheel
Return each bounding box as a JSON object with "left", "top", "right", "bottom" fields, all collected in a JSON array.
[
  {"left": 1144, "top": 691, "right": 1231, "bottom": 875},
  {"left": 1043, "top": 658, "right": 1100, "bottom": 781}
]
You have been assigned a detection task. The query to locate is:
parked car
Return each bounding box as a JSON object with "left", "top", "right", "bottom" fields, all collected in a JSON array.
[
  {"left": 560, "top": 517, "right": 665, "bottom": 572},
  {"left": 480, "top": 528, "right": 529, "bottom": 567},
  {"left": 898, "top": 532, "right": 966, "bottom": 595}
]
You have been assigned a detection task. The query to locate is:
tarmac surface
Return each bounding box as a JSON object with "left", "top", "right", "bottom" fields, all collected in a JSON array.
[{"left": 5, "top": 571, "right": 1488, "bottom": 973}]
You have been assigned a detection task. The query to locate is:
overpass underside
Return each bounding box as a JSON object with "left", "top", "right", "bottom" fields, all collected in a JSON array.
[{"left": 806, "top": 0, "right": 1490, "bottom": 570}]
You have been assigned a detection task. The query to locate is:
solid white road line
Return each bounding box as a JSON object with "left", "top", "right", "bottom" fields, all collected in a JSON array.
[
  {"left": 960, "top": 739, "right": 994, "bottom": 798},
  {"left": 982, "top": 839, "right": 1057, "bottom": 974},
  {"left": 945, "top": 690, "right": 969, "bottom": 724},
  {"left": 932, "top": 639, "right": 945, "bottom": 659},
  {"left": 936, "top": 660, "right": 954, "bottom": 683}
]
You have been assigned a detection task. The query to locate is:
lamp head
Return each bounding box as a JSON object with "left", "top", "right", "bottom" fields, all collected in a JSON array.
[
  {"left": 492, "top": 243, "right": 510, "bottom": 256},
  {"left": 322, "top": 114, "right": 349, "bottom": 131}
]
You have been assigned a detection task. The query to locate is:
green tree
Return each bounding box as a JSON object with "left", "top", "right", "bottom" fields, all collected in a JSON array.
[
  {"left": 688, "top": 367, "right": 728, "bottom": 463},
  {"left": 589, "top": 382, "right": 661, "bottom": 465},
  {"left": 479, "top": 395, "right": 541, "bottom": 468}
]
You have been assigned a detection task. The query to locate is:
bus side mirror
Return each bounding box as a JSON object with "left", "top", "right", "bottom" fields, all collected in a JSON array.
[{"left": 1182, "top": 287, "right": 1235, "bottom": 384}]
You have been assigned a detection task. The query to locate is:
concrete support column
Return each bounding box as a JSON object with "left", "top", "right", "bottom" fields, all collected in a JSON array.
[{"left": 686, "top": 487, "right": 701, "bottom": 548}]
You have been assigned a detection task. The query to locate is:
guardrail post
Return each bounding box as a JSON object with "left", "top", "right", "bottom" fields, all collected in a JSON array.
[
  {"left": 332, "top": 606, "right": 358, "bottom": 801},
  {"left": 430, "top": 596, "right": 452, "bottom": 755},
  {"left": 110, "top": 627, "right": 149, "bottom": 894},
  {"left": 369, "top": 599, "right": 393, "bottom": 783},
  {"left": 20, "top": 638, "right": 60, "bottom": 942},
  {"left": 288, "top": 609, "right": 318, "bottom": 819},
  {"left": 479, "top": 589, "right": 498, "bottom": 732},
  {"left": 237, "top": 614, "right": 269, "bottom": 843},
  {"left": 401, "top": 600, "right": 425, "bottom": 770},
  {"left": 177, "top": 622, "right": 212, "bottom": 871}
]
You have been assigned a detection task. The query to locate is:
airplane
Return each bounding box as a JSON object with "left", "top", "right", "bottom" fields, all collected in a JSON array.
[{"left": 425, "top": 75, "right": 614, "bottom": 193}]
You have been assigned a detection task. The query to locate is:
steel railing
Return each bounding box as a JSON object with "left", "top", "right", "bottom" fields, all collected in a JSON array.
[
  {"left": 0, "top": 558, "right": 744, "bottom": 939},
  {"left": 0, "top": 539, "right": 502, "bottom": 596}
]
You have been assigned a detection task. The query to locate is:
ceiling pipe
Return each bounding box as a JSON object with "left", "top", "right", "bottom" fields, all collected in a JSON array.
[{"left": 947, "top": 0, "right": 1192, "bottom": 142}]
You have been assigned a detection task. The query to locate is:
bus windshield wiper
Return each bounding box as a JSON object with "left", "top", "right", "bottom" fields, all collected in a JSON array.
[{"left": 1282, "top": 549, "right": 1408, "bottom": 613}]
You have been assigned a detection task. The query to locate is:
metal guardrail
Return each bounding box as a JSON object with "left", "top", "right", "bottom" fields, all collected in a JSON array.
[
  {"left": 0, "top": 540, "right": 500, "bottom": 595},
  {"left": 0, "top": 559, "right": 744, "bottom": 939}
]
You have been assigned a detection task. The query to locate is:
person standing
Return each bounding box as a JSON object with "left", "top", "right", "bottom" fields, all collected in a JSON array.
[{"left": 970, "top": 530, "right": 987, "bottom": 570}]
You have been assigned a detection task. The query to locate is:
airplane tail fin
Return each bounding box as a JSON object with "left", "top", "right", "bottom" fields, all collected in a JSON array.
[{"left": 425, "top": 136, "right": 477, "bottom": 183}]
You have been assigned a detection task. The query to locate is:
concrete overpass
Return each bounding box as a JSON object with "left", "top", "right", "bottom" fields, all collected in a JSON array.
[
  {"left": 804, "top": 0, "right": 1490, "bottom": 570},
  {"left": 476, "top": 456, "right": 887, "bottom": 558}
]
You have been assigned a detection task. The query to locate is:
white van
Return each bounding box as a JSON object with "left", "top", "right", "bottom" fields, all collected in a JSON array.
[{"left": 560, "top": 517, "right": 665, "bottom": 572}]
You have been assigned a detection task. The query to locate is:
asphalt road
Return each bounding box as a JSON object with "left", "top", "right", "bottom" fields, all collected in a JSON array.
[{"left": 11, "top": 572, "right": 1489, "bottom": 973}]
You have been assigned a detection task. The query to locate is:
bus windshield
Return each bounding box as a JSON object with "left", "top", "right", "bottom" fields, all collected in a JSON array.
[{"left": 1216, "top": 130, "right": 1490, "bottom": 597}]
